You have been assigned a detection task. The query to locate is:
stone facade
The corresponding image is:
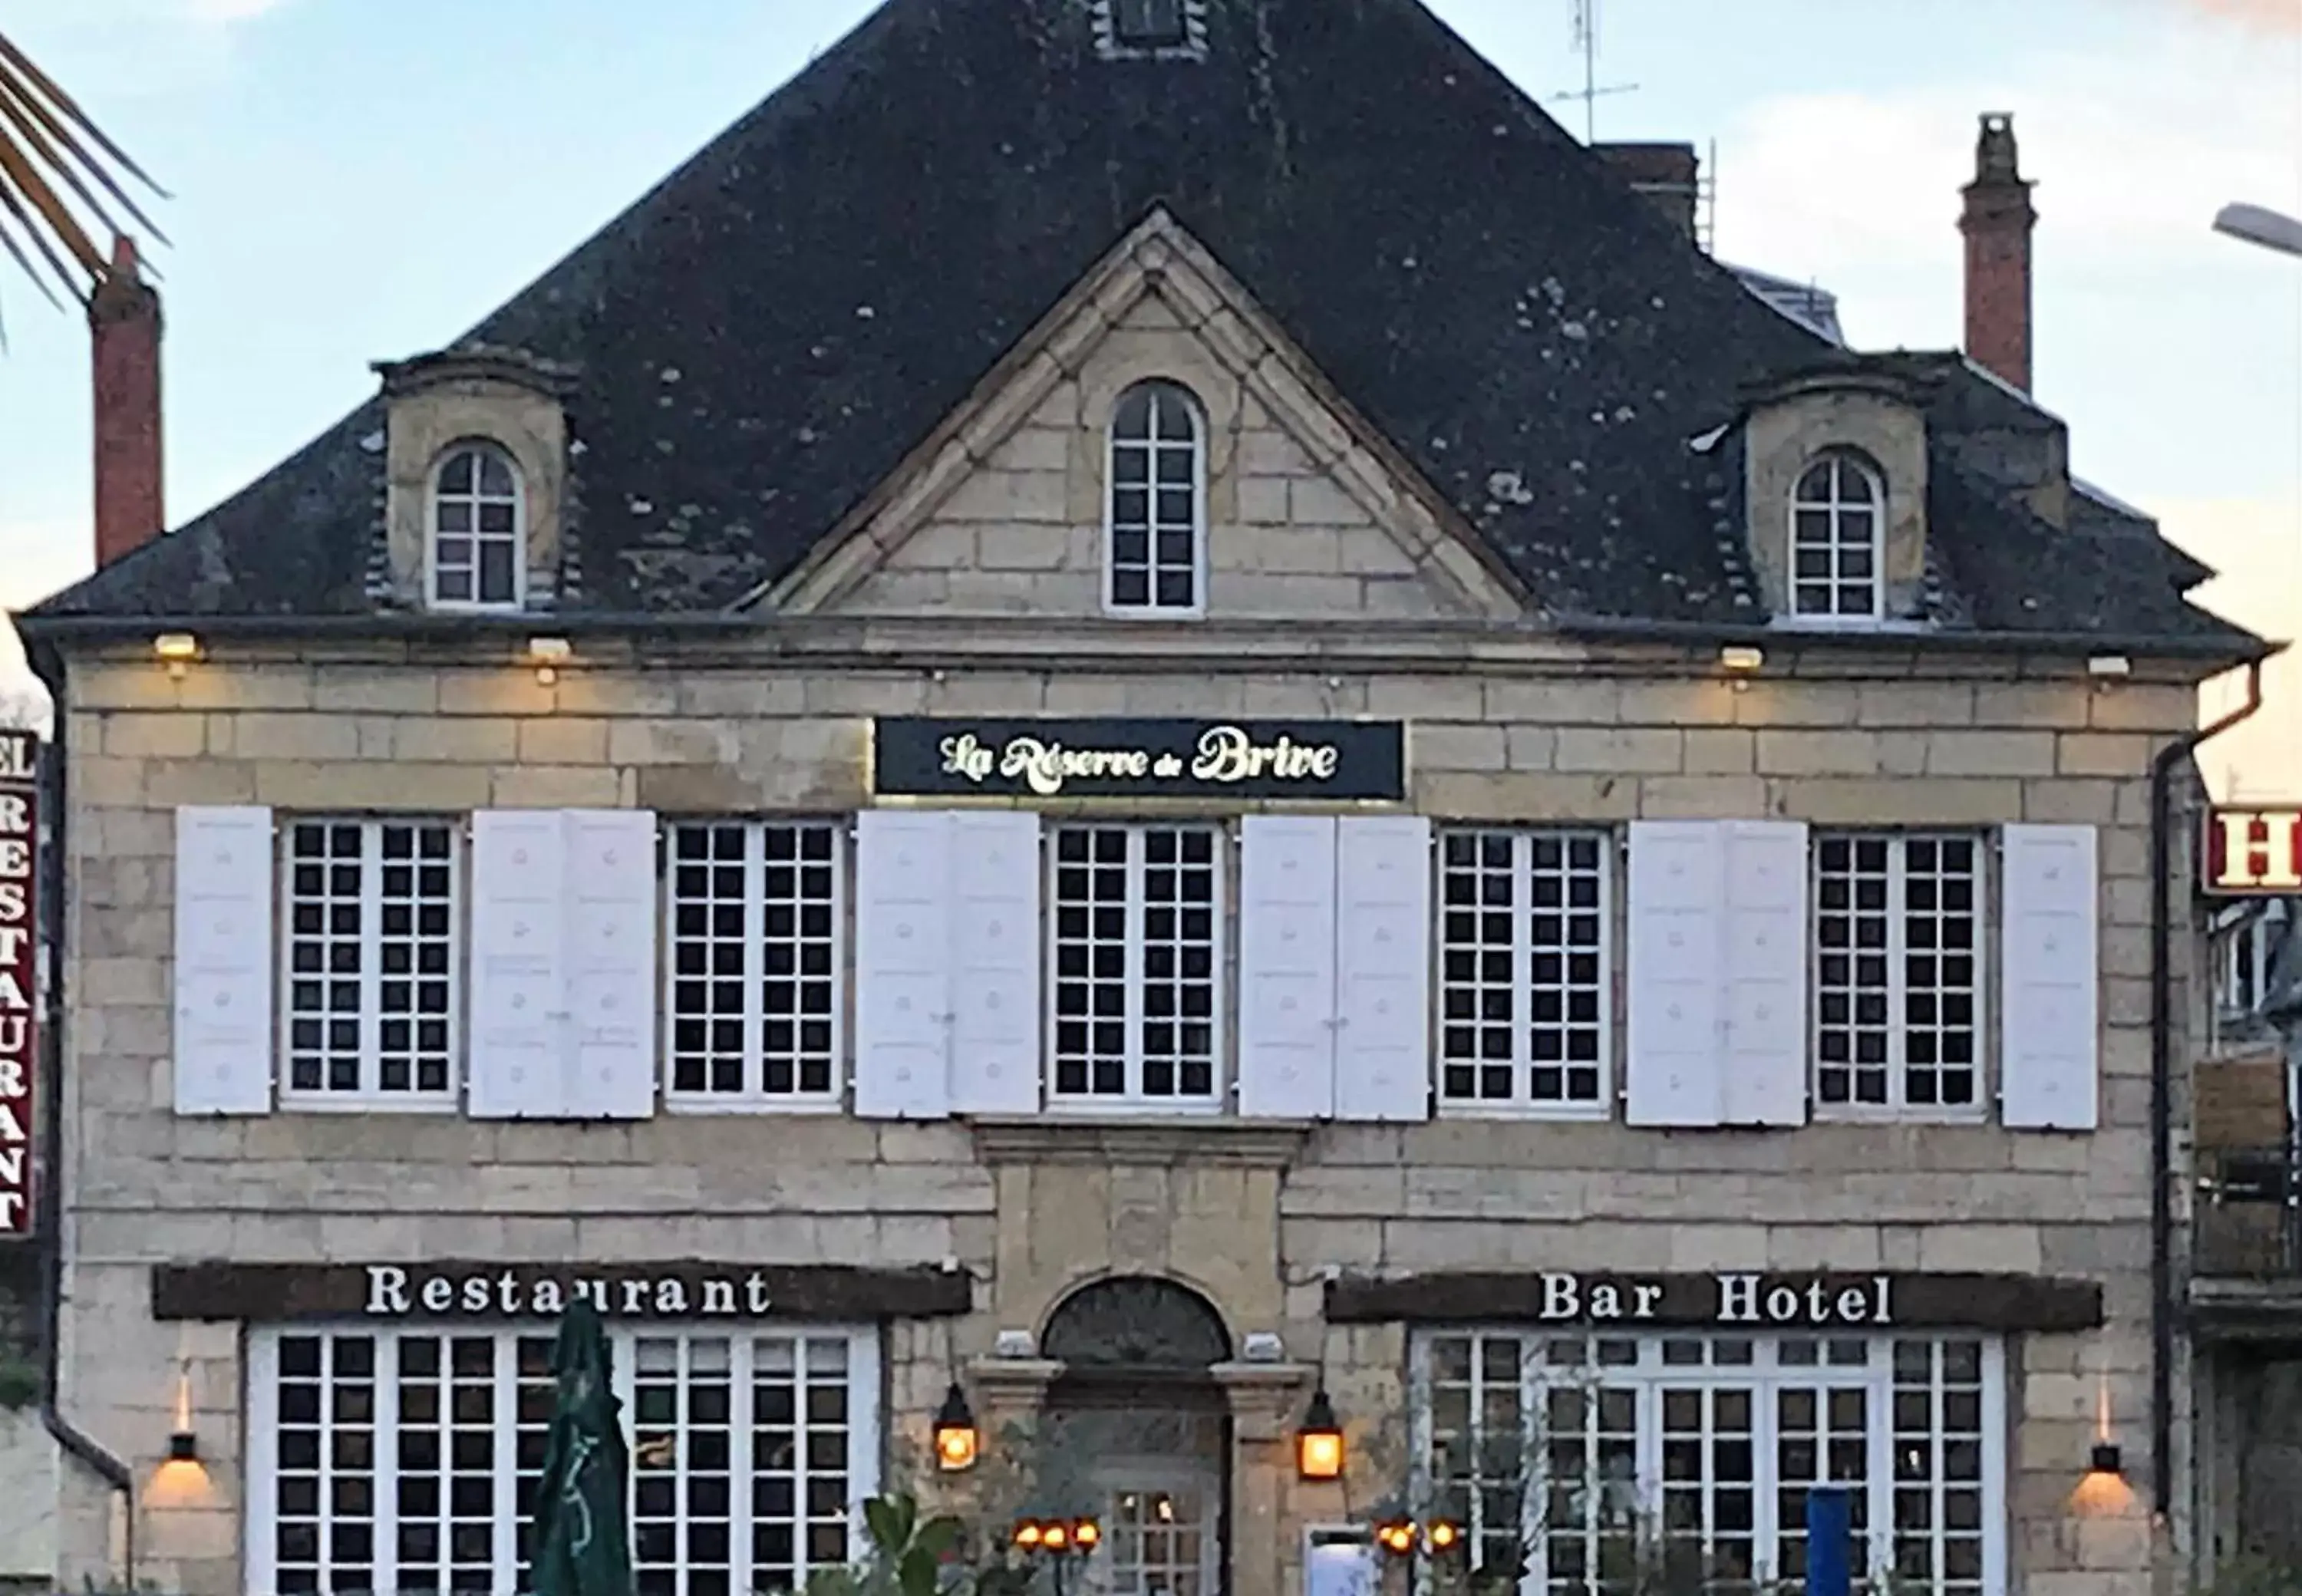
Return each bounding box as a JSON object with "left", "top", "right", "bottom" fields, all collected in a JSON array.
[
  {"left": 23, "top": 94, "right": 2242, "bottom": 1596},
  {"left": 47, "top": 618, "right": 2204, "bottom": 1594}
]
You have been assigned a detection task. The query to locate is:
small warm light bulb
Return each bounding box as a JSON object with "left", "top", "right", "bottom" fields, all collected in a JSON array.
[
  {"left": 153, "top": 632, "right": 200, "bottom": 680},
  {"left": 525, "top": 635, "right": 573, "bottom": 686},
  {"left": 1427, "top": 1522, "right": 1460, "bottom": 1551},
  {"left": 1044, "top": 1524, "right": 1068, "bottom": 1550},
  {"left": 1074, "top": 1520, "right": 1100, "bottom": 1550},
  {"left": 932, "top": 1383, "right": 979, "bottom": 1472},
  {"left": 1014, "top": 1522, "right": 1043, "bottom": 1550},
  {"left": 1295, "top": 1387, "right": 1346, "bottom": 1481}
]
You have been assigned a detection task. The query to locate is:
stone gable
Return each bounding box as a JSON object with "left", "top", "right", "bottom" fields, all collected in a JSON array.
[{"left": 770, "top": 214, "right": 1522, "bottom": 625}]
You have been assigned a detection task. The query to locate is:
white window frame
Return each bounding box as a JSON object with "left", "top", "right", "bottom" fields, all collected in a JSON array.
[
  {"left": 1045, "top": 819, "right": 1228, "bottom": 1110},
  {"left": 1435, "top": 827, "right": 1614, "bottom": 1118},
  {"left": 662, "top": 819, "right": 846, "bottom": 1113},
  {"left": 278, "top": 815, "right": 462, "bottom": 1112},
  {"left": 245, "top": 1321, "right": 882, "bottom": 1596},
  {"left": 426, "top": 440, "right": 528, "bottom": 612},
  {"left": 2215, "top": 904, "right": 2281, "bottom": 1018},
  {"left": 1407, "top": 1330, "right": 2008, "bottom": 1596},
  {"left": 1789, "top": 451, "right": 1886, "bottom": 625},
  {"left": 1812, "top": 830, "right": 1988, "bottom": 1122},
  {"left": 1103, "top": 379, "right": 1209, "bottom": 618},
  {"left": 1112, "top": 0, "right": 1190, "bottom": 48}
]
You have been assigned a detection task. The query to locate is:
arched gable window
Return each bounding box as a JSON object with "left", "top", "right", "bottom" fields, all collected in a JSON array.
[
  {"left": 1789, "top": 451, "right": 1885, "bottom": 622},
  {"left": 1106, "top": 380, "right": 1206, "bottom": 616},
  {"left": 427, "top": 442, "right": 525, "bottom": 609}
]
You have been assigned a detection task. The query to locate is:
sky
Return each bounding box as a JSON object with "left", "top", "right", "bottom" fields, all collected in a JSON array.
[{"left": 0, "top": 0, "right": 2296, "bottom": 789}]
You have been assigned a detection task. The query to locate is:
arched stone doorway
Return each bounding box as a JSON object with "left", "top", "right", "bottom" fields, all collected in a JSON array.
[{"left": 1037, "top": 1276, "right": 1233, "bottom": 1596}]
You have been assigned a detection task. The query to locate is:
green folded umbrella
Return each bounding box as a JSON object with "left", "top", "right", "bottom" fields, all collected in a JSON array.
[{"left": 532, "top": 1298, "right": 635, "bottom": 1596}]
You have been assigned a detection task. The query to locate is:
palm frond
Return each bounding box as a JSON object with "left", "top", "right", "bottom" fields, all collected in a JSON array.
[{"left": 0, "top": 26, "right": 167, "bottom": 308}]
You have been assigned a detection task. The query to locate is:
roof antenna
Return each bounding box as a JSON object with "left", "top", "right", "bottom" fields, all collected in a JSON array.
[
  {"left": 1698, "top": 135, "right": 1717, "bottom": 255},
  {"left": 1553, "top": 0, "right": 1639, "bottom": 143}
]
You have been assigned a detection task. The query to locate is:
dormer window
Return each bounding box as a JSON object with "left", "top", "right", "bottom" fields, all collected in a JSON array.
[
  {"left": 1789, "top": 452, "right": 1885, "bottom": 622},
  {"left": 428, "top": 443, "right": 525, "bottom": 609},
  {"left": 1106, "top": 380, "right": 1205, "bottom": 615},
  {"left": 375, "top": 345, "right": 569, "bottom": 614},
  {"left": 1114, "top": 0, "right": 1187, "bottom": 47}
]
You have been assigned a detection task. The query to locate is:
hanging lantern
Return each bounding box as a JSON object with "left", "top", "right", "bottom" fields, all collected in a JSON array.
[
  {"left": 932, "top": 1381, "right": 981, "bottom": 1472},
  {"left": 1295, "top": 1387, "right": 1345, "bottom": 1481}
]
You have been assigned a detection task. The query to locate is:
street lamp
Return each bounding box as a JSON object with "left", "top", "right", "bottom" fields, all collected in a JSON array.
[
  {"left": 2215, "top": 203, "right": 2302, "bottom": 259},
  {"left": 1011, "top": 1516, "right": 1100, "bottom": 1596}
]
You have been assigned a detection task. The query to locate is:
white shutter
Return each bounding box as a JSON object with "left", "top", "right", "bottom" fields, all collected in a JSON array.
[
  {"left": 853, "top": 811, "right": 955, "bottom": 1120},
  {"left": 561, "top": 810, "right": 658, "bottom": 1120},
  {"left": 467, "top": 810, "right": 569, "bottom": 1119},
  {"left": 1334, "top": 816, "right": 1433, "bottom": 1123},
  {"left": 1625, "top": 822, "right": 1728, "bottom": 1127},
  {"left": 948, "top": 811, "right": 1042, "bottom": 1115},
  {"left": 1718, "top": 821, "right": 1809, "bottom": 1127},
  {"left": 1236, "top": 816, "right": 1338, "bottom": 1119},
  {"left": 172, "top": 806, "right": 275, "bottom": 1116},
  {"left": 2000, "top": 823, "right": 2100, "bottom": 1131}
]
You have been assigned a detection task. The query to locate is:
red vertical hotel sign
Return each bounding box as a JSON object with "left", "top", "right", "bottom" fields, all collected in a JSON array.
[{"left": 0, "top": 730, "right": 37, "bottom": 1238}]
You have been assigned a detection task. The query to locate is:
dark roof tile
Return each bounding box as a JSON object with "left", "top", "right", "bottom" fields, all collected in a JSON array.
[{"left": 27, "top": 0, "right": 2258, "bottom": 658}]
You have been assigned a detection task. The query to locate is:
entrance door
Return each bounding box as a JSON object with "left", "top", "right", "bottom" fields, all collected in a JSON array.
[{"left": 1098, "top": 1465, "right": 1222, "bottom": 1596}]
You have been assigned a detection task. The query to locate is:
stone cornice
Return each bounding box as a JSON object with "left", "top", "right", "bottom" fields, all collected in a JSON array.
[
  {"left": 36, "top": 613, "right": 2231, "bottom": 687},
  {"left": 968, "top": 1117, "right": 1312, "bottom": 1169}
]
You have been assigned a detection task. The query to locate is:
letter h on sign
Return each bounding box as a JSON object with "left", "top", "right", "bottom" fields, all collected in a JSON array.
[{"left": 2206, "top": 809, "right": 2302, "bottom": 896}]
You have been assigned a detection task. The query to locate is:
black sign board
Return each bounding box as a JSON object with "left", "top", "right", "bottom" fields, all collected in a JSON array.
[
  {"left": 151, "top": 1261, "right": 974, "bottom": 1323},
  {"left": 1324, "top": 1269, "right": 2102, "bottom": 1333},
  {"left": 872, "top": 718, "right": 1407, "bottom": 802}
]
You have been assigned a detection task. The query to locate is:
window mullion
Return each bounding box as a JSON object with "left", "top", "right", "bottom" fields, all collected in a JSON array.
[
  {"left": 1514, "top": 834, "right": 1541, "bottom": 1107},
  {"left": 1752, "top": 1368, "right": 1781, "bottom": 1589},
  {"left": 1599, "top": 832, "right": 1618, "bottom": 1110},
  {"left": 745, "top": 823, "right": 769, "bottom": 1100},
  {"left": 493, "top": 1336, "right": 520, "bottom": 1594},
  {"left": 1635, "top": 1380, "right": 1663, "bottom": 1539},
  {"left": 360, "top": 823, "right": 386, "bottom": 1096},
  {"left": 1864, "top": 1346, "right": 1895, "bottom": 1590},
  {"left": 1886, "top": 841, "right": 1911, "bottom": 1112},
  {"left": 615, "top": 1331, "right": 640, "bottom": 1574},
  {"left": 375, "top": 1331, "right": 402, "bottom": 1596},
  {"left": 832, "top": 824, "right": 852, "bottom": 1103},
  {"left": 734, "top": 1334, "right": 758, "bottom": 1596},
  {"left": 1215, "top": 821, "right": 1231, "bottom": 1102},
  {"left": 450, "top": 823, "right": 469, "bottom": 1103},
  {"left": 1125, "top": 828, "right": 1149, "bottom": 1100},
  {"left": 1517, "top": 1339, "right": 1544, "bottom": 1584}
]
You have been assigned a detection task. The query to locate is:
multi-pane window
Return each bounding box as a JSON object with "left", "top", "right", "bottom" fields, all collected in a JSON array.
[
  {"left": 282, "top": 818, "right": 459, "bottom": 1104},
  {"left": 1049, "top": 823, "right": 1222, "bottom": 1104},
  {"left": 1813, "top": 834, "right": 1983, "bottom": 1115},
  {"left": 1415, "top": 1331, "right": 2002, "bottom": 1596},
  {"left": 2215, "top": 905, "right": 2281, "bottom": 1017},
  {"left": 1790, "top": 453, "right": 1884, "bottom": 621},
  {"left": 430, "top": 444, "right": 524, "bottom": 609},
  {"left": 1106, "top": 381, "right": 1205, "bottom": 614},
  {"left": 1438, "top": 829, "right": 1611, "bottom": 1111},
  {"left": 249, "top": 1325, "right": 878, "bottom": 1596},
  {"left": 666, "top": 822, "right": 843, "bottom": 1106}
]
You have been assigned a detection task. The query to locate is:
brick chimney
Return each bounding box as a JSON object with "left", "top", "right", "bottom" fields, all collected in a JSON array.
[
  {"left": 1594, "top": 142, "right": 1700, "bottom": 240},
  {"left": 90, "top": 234, "right": 165, "bottom": 569},
  {"left": 1959, "top": 112, "right": 2036, "bottom": 393}
]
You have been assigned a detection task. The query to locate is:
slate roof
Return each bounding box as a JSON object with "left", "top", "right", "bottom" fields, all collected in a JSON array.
[{"left": 21, "top": 0, "right": 2262, "bottom": 658}]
